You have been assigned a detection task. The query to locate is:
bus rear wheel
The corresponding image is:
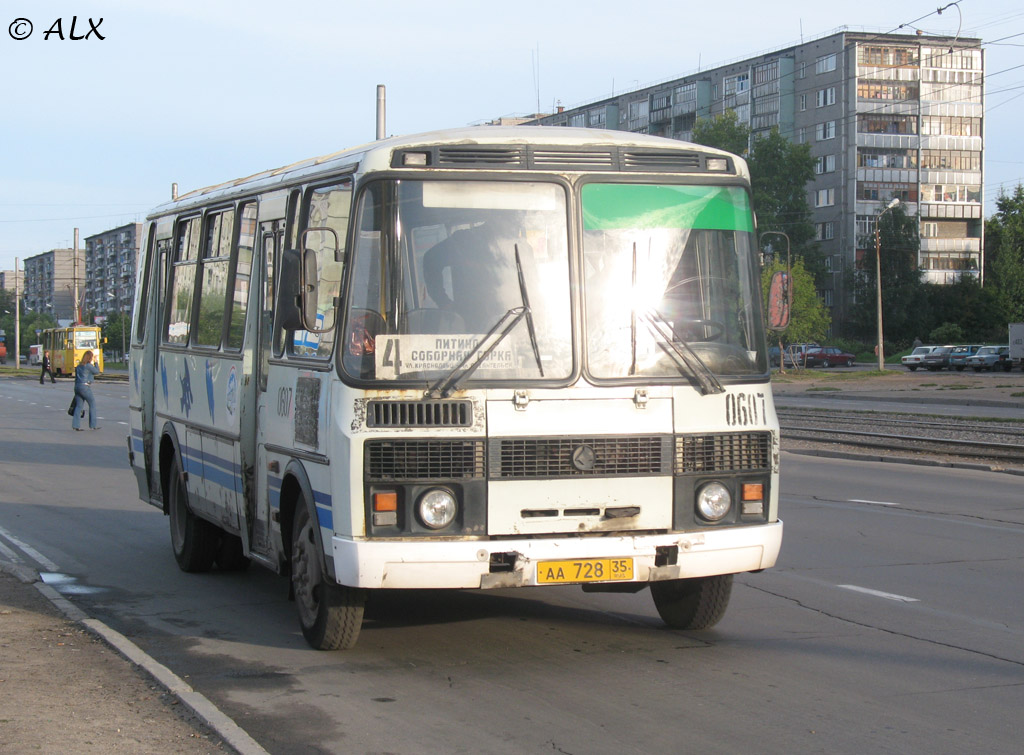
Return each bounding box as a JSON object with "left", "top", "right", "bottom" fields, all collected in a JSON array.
[
  {"left": 168, "top": 457, "right": 217, "bottom": 572},
  {"left": 650, "top": 574, "right": 733, "bottom": 630},
  {"left": 291, "top": 504, "right": 365, "bottom": 650}
]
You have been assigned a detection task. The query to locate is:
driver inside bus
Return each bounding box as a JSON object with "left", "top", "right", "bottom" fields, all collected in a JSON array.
[{"left": 422, "top": 212, "right": 530, "bottom": 330}]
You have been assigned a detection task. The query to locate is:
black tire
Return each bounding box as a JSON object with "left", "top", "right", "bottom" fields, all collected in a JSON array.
[
  {"left": 973, "top": 366, "right": 982, "bottom": 372},
  {"left": 650, "top": 574, "right": 733, "bottom": 630},
  {"left": 215, "top": 532, "right": 251, "bottom": 572},
  {"left": 823, "top": 359, "right": 831, "bottom": 368},
  {"left": 907, "top": 365, "right": 917, "bottom": 371},
  {"left": 167, "top": 457, "right": 217, "bottom": 572},
  {"left": 955, "top": 365, "right": 965, "bottom": 371},
  {"left": 291, "top": 504, "right": 365, "bottom": 650}
]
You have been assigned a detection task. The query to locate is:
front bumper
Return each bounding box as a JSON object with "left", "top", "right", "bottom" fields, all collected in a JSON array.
[{"left": 332, "top": 521, "right": 783, "bottom": 589}]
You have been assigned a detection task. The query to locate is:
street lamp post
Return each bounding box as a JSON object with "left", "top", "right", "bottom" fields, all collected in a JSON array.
[{"left": 874, "top": 197, "right": 900, "bottom": 371}]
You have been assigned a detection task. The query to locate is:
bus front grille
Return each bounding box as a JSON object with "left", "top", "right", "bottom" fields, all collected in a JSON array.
[
  {"left": 489, "top": 436, "right": 671, "bottom": 479},
  {"left": 365, "top": 439, "right": 485, "bottom": 481},
  {"left": 366, "top": 400, "right": 473, "bottom": 428},
  {"left": 674, "top": 432, "right": 771, "bottom": 474}
]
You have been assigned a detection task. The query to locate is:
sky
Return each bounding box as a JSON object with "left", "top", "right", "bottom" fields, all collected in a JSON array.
[{"left": 2, "top": 0, "right": 1023, "bottom": 273}]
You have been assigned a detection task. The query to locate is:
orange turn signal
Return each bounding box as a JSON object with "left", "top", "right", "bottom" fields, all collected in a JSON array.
[
  {"left": 374, "top": 492, "right": 398, "bottom": 512},
  {"left": 741, "top": 483, "right": 764, "bottom": 502}
]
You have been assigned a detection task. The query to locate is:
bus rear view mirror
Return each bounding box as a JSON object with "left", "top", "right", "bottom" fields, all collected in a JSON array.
[
  {"left": 767, "top": 270, "right": 791, "bottom": 331},
  {"left": 276, "top": 248, "right": 305, "bottom": 331}
]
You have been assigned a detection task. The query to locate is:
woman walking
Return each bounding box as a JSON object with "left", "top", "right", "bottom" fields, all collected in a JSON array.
[{"left": 72, "top": 350, "right": 100, "bottom": 431}]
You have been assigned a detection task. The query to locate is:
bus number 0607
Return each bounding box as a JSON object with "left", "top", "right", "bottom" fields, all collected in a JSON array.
[{"left": 725, "top": 392, "right": 766, "bottom": 427}]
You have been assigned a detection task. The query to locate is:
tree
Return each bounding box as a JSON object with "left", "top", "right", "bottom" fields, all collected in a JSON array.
[
  {"left": 690, "top": 110, "right": 750, "bottom": 157},
  {"left": 0, "top": 289, "right": 58, "bottom": 360},
  {"left": 986, "top": 185, "right": 1024, "bottom": 323},
  {"left": 746, "top": 128, "right": 818, "bottom": 277},
  {"left": 761, "top": 255, "right": 830, "bottom": 347},
  {"left": 846, "top": 203, "right": 928, "bottom": 347}
]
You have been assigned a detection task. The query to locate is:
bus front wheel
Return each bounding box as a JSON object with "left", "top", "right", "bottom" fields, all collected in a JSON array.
[
  {"left": 291, "top": 504, "right": 365, "bottom": 650},
  {"left": 168, "top": 457, "right": 217, "bottom": 572},
  {"left": 650, "top": 574, "right": 733, "bottom": 630}
]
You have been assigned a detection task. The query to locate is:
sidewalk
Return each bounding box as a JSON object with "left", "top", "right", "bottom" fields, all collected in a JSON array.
[{"left": 0, "top": 564, "right": 231, "bottom": 754}]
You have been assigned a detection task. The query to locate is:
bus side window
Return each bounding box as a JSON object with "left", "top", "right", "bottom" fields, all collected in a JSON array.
[
  {"left": 289, "top": 180, "right": 352, "bottom": 359},
  {"left": 165, "top": 217, "right": 201, "bottom": 344},
  {"left": 226, "top": 202, "right": 257, "bottom": 351},
  {"left": 195, "top": 208, "right": 235, "bottom": 348},
  {"left": 133, "top": 224, "right": 156, "bottom": 345}
]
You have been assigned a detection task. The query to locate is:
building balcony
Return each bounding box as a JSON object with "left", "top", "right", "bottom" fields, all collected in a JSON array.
[
  {"left": 920, "top": 203, "right": 982, "bottom": 219},
  {"left": 920, "top": 237, "right": 981, "bottom": 253}
]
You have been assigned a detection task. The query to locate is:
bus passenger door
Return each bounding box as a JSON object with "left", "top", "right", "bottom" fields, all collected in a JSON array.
[{"left": 239, "top": 219, "right": 282, "bottom": 560}]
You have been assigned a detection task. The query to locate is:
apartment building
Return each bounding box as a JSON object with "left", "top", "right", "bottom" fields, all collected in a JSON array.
[
  {"left": 84, "top": 222, "right": 141, "bottom": 320},
  {"left": 23, "top": 248, "right": 86, "bottom": 322},
  {"left": 527, "top": 30, "right": 984, "bottom": 328}
]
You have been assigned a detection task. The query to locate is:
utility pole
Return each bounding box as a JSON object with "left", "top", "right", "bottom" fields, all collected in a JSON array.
[
  {"left": 874, "top": 198, "right": 900, "bottom": 371},
  {"left": 15, "top": 256, "right": 21, "bottom": 369},
  {"left": 73, "top": 227, "right": 81, "bottom": 324}
]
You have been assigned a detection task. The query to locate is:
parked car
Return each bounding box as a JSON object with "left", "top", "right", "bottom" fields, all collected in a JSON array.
[
  {"left": 779, "top": 343, "right": 820, "bottom": 367},
  {"left": 804, "top": 346, "right": 855, "bottom": 368},
  {"left": 949, "top": 344, "right": 984, "bottom": 371},
  {"left": 901, "top": 345, "right": 937, "bottom": 371},
  {"left": 964, "top": 345, "right": 1012, "bottom": 372},
  {"left": 921, "top": 345, "right": 955, "bottom": 371}
]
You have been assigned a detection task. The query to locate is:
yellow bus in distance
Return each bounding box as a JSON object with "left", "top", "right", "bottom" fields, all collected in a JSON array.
[{"left": 42, "top": 326, "right": 105, "bottom": 376}]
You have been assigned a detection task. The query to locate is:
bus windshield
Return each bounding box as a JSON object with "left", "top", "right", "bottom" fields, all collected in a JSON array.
[
  {"left": 582, "top": 183, "right": 767, "bottom": 379},
  {"left": 342, "top": 179, "right": 572, "bottom": 384},
  {"left": 75, "top": 330, "right": 99, "bottom": 350}
]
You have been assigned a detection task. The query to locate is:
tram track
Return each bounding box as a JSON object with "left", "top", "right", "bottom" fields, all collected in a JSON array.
[{"left": 777, "top": 408, "right": 1024, "bottom": 467}]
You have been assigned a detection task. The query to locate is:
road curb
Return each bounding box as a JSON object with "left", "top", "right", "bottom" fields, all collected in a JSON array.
[{"left": 0, "top": 560, "right": 269, "bottom": 755}]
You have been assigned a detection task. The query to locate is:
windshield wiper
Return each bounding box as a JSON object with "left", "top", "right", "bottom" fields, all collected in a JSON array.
[
  {"left": 514, "top": 244, "right": 544, "bottom": 378},
  {"left": 640, "top": 309, "right": 725, "bottom": 395},
  {"left": 425, "top": 307, "right": 528, "bottom": 399}
]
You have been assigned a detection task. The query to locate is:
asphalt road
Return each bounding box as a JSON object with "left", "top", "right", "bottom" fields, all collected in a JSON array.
[{"left": 2, "top": 376, "right": 1023, "bottom": 753}]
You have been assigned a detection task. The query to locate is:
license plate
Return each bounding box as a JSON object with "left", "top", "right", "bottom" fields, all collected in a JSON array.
[{"left": 536, "top": 558, "right": 634, "bottom": 584}]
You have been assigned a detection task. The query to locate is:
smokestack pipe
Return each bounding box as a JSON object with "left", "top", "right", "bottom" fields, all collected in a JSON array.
[
  {"left": 172, "top": 183, "right": 178, "bottom": 201},
  {"left": 376, "top": 85, "right": 386, "bottom": 140}
]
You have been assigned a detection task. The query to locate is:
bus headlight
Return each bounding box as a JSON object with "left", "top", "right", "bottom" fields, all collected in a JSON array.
[
  {"left": 418, "top": 488, "right": 457, "bottom": 529},
  {"left": 696, "top": 482, "right": 732, "bottom": 522}
]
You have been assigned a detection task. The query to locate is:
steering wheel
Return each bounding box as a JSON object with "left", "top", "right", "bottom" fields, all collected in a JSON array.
[{"left": 671, "top": 318, "right": 726, "bottom": 342}]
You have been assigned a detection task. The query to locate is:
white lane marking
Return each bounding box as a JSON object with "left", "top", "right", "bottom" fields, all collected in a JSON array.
[
  {"left": 849, "top": 499, "right": 900, "bottom": 506},
  {"left": 0, "top": 525, "right": 60, "bottom": 572},
  {"left": 838, "top": 584, "right": 920, "bottom": 602},
  {"left": 0, "top": 538, "right": 23, "bottom": 562}
]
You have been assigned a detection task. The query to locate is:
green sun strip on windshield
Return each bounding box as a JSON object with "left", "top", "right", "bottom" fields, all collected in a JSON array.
[{"left": 581, "top": 184, "right": 753, "bottom": 232}]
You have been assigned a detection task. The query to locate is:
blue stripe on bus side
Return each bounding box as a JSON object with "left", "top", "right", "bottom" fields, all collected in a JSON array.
[{"left": 265, "top": 475, "right": 332, "bottom": 529}]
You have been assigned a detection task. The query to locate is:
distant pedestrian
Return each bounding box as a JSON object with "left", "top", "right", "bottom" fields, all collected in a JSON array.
[
  {"left": 39, "top": 351, "right": 55, "bottom": 384},
  {"left": 71, "top": 350, "right": 100, "bottom": 431},
  {"left": 912, "top": 336, "right": 922, "bottom": 349}
]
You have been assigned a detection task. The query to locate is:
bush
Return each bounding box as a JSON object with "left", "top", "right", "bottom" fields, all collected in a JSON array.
[{"left": 929, "top": 322, "right": 965, "bottom": 344}]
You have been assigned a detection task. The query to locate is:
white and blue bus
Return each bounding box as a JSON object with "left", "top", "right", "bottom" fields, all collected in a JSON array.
[{"left": 128, "top": 127, "right": 784, "bottom": 649}]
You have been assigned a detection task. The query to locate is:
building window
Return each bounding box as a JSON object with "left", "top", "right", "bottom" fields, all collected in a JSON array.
[
  {"left": 921, "top": 222, "right": 939, "bottom": 238},
  {"left": 816, "top": 121, "right": 836, "bottom": 141},
  {"left": 857, "top": 182, "right": 918, "bottom": 202},
  {"left": 921, "top": 184, "right": 982, "bottom": 204},
  {"left": 858, "top": 45, "right": 918, "bottom": 67},
  {"left": 724, "top": 73, "right": 750, "bottom": 96},
  {"left": 858, "top": 114, "right": 918, "bottom": 135},
  {"left": 858, "top": 148, "right": 917, "bottom": 169},
  {"left": 815, "top": 154, "right": 836, "bottom": 173},
  {"left": 920, "top": 150, "right": 981, "bottom": 172},
  {"left": 588, "top": 109, "right": 605, "bottom": 128},
  {"left": 799, "top": 94, "right": 807, "bottom": 111},
  {"left": 816, "top": 87, "right": 836, "bottom": 107},
  {"left": 815, "top": 222, "right": 835, "bottom": 241},
  {"left": 816, "top": 53, "right": 837, "bottom": 74},
  {"left": 857, "top": 81, "right": 919, "bottom": 101},
  {"left": 798, "top": 61, "right": 807, "bottom": 79},
  {"left": 815, "top": 188, "right": 835, "bottom": 207},
  {"left": 920, "top": 115, "right": 981, "bottom": 137},
  {"left": 797, "top": 127, "right": 807, "bottom": 144}
]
